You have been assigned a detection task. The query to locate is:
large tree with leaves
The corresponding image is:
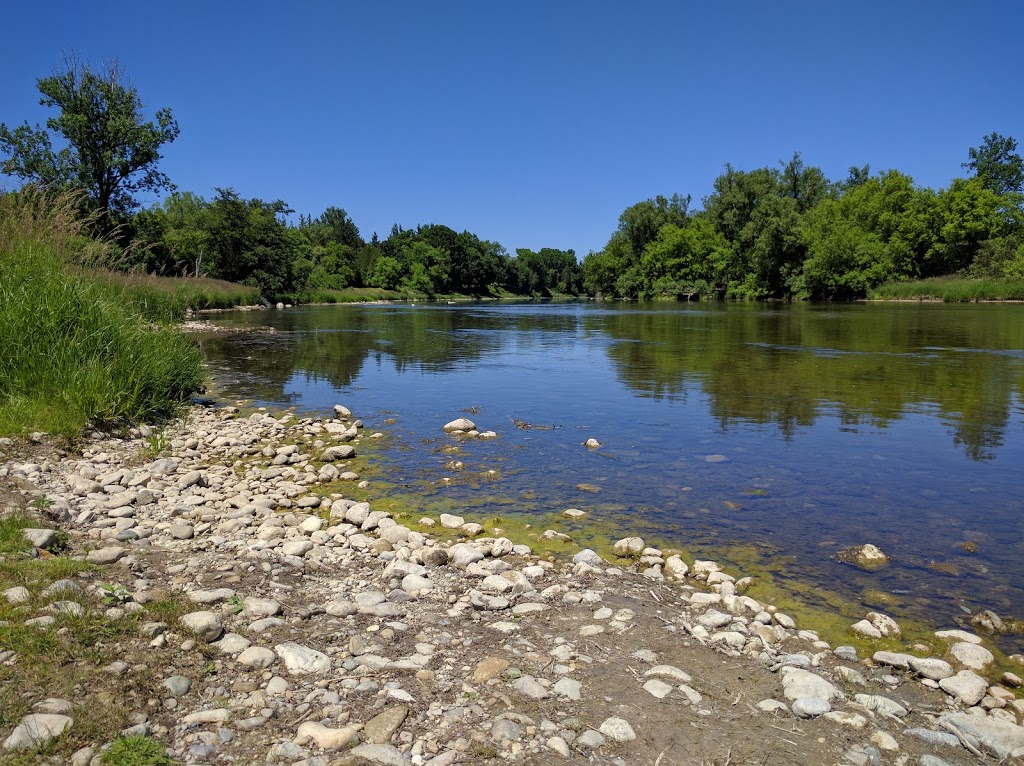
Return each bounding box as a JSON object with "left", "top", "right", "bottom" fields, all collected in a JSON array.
[{"left": 0, "top": 55, "right": 179, "bottom": 222}]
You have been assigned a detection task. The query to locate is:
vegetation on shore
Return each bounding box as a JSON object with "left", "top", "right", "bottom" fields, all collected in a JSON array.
[
  {"left": 869, "top": 276, "right": 1024, "bottom": 302},
  {"left": 0, "top": 189, "right": 204, "bottom": 436}
]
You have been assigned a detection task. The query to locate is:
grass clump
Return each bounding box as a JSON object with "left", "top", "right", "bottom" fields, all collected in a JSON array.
[
  {"left": 89, "top": 270, "right": 262, "bottom": 322},
  {"left": 0, "top": 188, "right": 205, "bottom": 436},
  {"left": 869, "top": 276, "right": 1024, "bottom": 301},
  {"left": 100, "top": 735, "right": 178, "bottom": 765}
]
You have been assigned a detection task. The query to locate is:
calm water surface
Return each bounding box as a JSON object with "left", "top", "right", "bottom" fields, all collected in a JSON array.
[{"left": 200, "top": 302, "right": 1024, "bottom": 649}]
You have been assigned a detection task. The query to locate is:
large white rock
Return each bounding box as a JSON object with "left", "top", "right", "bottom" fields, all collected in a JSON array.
[
  {"left": 950, "top": 641, "right": 994, "bottom": 670},
  {"left": 3, "top": 714, "right": 73, "bottom": 750},
  {"left": 439, "top": 513, "right": 465, "bottom": 529},
  {"left": 780, "top": 668, "right": 844, "bottom": 703},
  {"left": 938, "top": 712, "right": 1024, "bottom": 758},
  {"left": 442, "top": 418, "right": 476, "bottom": 433},
  {"left": 599, "top": 717, "right": 636, "bottom": 742},
  {"left": 275, "top": 642, "right": 331, "bottom": 675},
  {"left": 179, "top": 611, "right": 223, "bottom": 642},
  {"left": 294, "top": 721, "right": 359, "bottom": 750},
  {"left": 938, "top": 670, "right": 988, "bottom": 705}
]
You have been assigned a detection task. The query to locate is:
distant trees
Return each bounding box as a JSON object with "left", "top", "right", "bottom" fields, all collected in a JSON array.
[
  {"left": 0, "top": 55, "right": 178, "bottom": 225},
  {"left": 583, "top": 141, "right": 1024, "bottom": 301}
]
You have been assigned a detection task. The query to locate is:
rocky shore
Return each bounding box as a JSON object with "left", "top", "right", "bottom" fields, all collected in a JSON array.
[{"left": 1, "top": 404, "right": 1023, "bottom": 765}]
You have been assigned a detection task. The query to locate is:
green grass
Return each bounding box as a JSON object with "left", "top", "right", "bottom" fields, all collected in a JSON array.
[
  {"left": 87, "top": 271, "right": 262, "bottom": 322},
  {"left": 0, "top": 188, "right": 206, "bottom": 436},
  {"left": 280, "top": 286, "right": 407, "bottom": 304},
  {"left": 869, "top": 276, "right": 1024, "bottom": 301},
  {"left": 100, "top": 736, "right": 178, "bottom": 765}
]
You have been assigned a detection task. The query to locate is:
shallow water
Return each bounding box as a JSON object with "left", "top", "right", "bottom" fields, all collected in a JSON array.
[{"left": 200, "top": 301, "right": 1024, "bottom": 649}]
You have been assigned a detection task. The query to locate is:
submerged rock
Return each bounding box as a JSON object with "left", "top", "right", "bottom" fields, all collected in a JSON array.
[{"left": 838, "top": 544, "right": 889, "bottom": 569}]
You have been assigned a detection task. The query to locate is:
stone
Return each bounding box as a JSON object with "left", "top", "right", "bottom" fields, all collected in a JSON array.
[
  {"left": 295, "top": 721, "right": 360, "bottom": 750},
  {"left": 86, "top": 546, "right": 126, "bottom": 564},
  {"left": 664, "top": 555, "right": 689, "bottom": 579},
  {"left": 854, "top": 694, "right": 909, "bottom": 718},
  {"left": 22, "top": 528, "right": 59, "bottom": 550},
  {"left": 850, "top": 619, "right": 883, "bottom": 639},
  {"left": 643, "top": 679, "right": 674, "bottom": 699},
  {"left": 552, "top": 677, "right": 582, "bottom": 700},
  {"left": 490, "top": 719, "right": 522, "bottom": 743},
  {"left": 448, "top": 543, "right": 484, "bottom": 568},
  {"left": 237, "top": 647, "right": 277, "bottom": 669},
  {"left": 949, "top": 641, "right": 994, "bottom": 670},
  {"left": 792, "top": 698, "right": 831, "bottom": 717},
  {"left": 188, "top": 588, "right": 236, "bottom": 604},
  {"left": 909, "top": 656, "right": 954, "bottom": 680},
  {"left": 599, "top": 717, "right": 636, "bottom": 742},
  {"left": 242, "top": 598, "right": 281, "bottom": 619},
  {"left": 576, "top": 730, "right": 605, "bottom": 748},
  {"left": 645, "top": 665, "right": 692, "bottom": 683},
  {"left": 870, "top": 731, "right": 899, "bottom": 751},
  {"left": 938, "top": 670, "right": 988, "bottom": 705},
  {"left": 934, "top": 628, "right": 982, "bottom": 644},
  {"left": 780, "top": 668, "right": 843, "bottom": 703},
  {"left": 572, "top": 548, "right": 604, "bottom": 566},
  {"left": 363, "top": 706, "right": 408, "bottom": 744},
  {"left": 169, "top": 524, "right": 194, "bottom": 539},
  {"left": 442, "top": 418, "right": 476, "bottom": 433},
  {"left": 350, "top": 743, "right": 411, "bottom": 765},
  {"left": 161, "top": 676, "right": 192, "bottom": 697},
  {"left": 439, "top": 513, "right": 465, "bottom": 529},
  {"left": 3, "top": 586, "right": 29, "bottom": 604},
  {"left": 866, "top": 611, "right": 901, "bottom": 636},
  {"left": 2, "top": 714, "right": 73, "bottom": 750},
  {"left": 179, "top": 611, "right": 223, "bottom": 642},
  {"left": 547, "top": 735, "right": 571, "bottom": 757},
  {"left": 823, "top": 711, "right": 867, "bottom": 728},
  {"left": 275, "top": 642, "right": 331, "bottom": 675},
  {"left": 872, "top": 651, "right": 914, "bottom": 670},
  {"left": 512, "top": 675, "right": 549, "bottom": 699},
  {"left": 937, "top": 711, "right": 1024, "bottom": 759},
  {"left": 473, "top": 657, "right": 509, "bottom": 682},
  {"left": 840, "top": 543, "right": 889, "bottom": 569},
  {"left": 612, "top": 537, "right": 644, "bottom": 557},
  {"left": 321, "top": 445, "right": 355, "bottom": 461}
]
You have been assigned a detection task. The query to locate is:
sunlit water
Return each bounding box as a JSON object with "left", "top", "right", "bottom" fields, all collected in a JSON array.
[{"left": 199, "top": 301, "right": 1024, "bottom": 650}]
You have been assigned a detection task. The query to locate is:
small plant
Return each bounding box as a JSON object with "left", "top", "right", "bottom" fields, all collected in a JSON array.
[
  {"left": 226, "top": 594, "right": 244, "bottom": 614},
  {"left": 100, "top": 735, "right": 177, "bottom": 765},
  {"left": 143, "top": 430, "right": 169, "bottom": 458},
  {"left": 99, "top": 583, "right": 132, "bottom": 606}
]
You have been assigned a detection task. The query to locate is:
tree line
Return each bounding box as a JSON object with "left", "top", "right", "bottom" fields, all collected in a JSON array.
[
  {"left": 2, "top": 57, "right": 1021, "bottom": 301},
  {"left": 584, "top": 140, "right": 1024, "bottom": 300}
]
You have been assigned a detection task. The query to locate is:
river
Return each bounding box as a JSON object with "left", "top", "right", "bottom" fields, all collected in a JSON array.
[{"left": 198, "top": 301, "right": 1024, "bottom": 651}]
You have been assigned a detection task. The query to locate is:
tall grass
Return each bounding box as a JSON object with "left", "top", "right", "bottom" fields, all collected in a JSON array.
[
  {"left": 0, "top": 188, "right": 204, "bottom": 435},
  {"left": 869, "top": 276, "right": 1024, "bottom": 302},
  {"left": 88, "top": 270, "right": 262, "bottom": 322}
]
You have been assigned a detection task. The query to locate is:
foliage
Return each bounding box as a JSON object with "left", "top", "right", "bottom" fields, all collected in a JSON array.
[
  {"left": 584, "top": 138, "right": 1024, "bottom": 301},
  {"left": 0, "top": 55, "right": 178, "bottom": 222},
  {"left": 100, "top": 736, "right": 177, "bottom": 765},
  {"left": 0, "top": 188, "right": 204, "bottom": 436}
]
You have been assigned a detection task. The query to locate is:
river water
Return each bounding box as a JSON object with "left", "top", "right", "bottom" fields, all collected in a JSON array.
[{"left": 199, "top": 301, "right": 1024, "bottom": 650}]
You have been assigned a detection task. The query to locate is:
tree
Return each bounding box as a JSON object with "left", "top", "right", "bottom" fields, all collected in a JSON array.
[
  {"left": 963, "top": 132, "right": 1024, "bottom": 196},
  {"left": 0, "top": 55, "right": 179, "bottom": 222}
]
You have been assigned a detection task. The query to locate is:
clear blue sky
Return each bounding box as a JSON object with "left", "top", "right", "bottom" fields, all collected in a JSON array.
[{"left": 1, "top": 1, "right": 1020, "bottom": 256}]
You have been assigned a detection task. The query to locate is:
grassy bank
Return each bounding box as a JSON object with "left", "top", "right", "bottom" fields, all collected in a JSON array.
[
  {"left": 89, "top": 271, "right": 261, "bottom": 322},
  {"left": 0, "top": 190, "right": 205, "bottom": 436},
  {"left": 869, "top": 276, "right": 1024, "bottom": 302}
]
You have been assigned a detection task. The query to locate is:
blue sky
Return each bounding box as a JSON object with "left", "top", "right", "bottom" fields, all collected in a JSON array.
[{"left": 1, "top": 1, "right": 1021, "bottom": 256}]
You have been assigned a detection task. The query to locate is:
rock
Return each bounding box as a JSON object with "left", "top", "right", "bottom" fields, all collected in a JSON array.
[
  {"left": 490, "top": 719, "right": 523, "bottom": 743},
  {"left": 909, "top": 656, "right": 953, "bottom": 680},
  {"left": 350, "top": 743, "right": 411, "bottom": 765},
  {"left": 839, "top": 543, "right": 889, "bottom": 569},
  {"left": 919, "top": 757, "right": 955, "bottom": 766},
  {"left": 321, "top": 445, "right": 355, "bottom": 461},
  {"left": 86, "top": 546, "right": 126, "bottom": 564},
  {"left": 643, "top": 679, "right": 674, "bottom": 699},
  {"left": 552, "top": 677, "right": 582, "bottom": 700},
  {"left": 937, "top": 711, "right": 1024, "bottom": 758},
  {"left": 664, "top": 555, "right": 689, "bottom": 579},
  {"left": 645, "top": 665, "right": 692, "bottom": 683},
  {"left": 854, "top": 694, "right": 909, "bottom": 717},
  {"left": 949, "top": 641, "right": 994, "bottom": 670},
  {"left": 439, "top": 513, "right": 465, "bottom": 529},
  {"left": 873, "top": 651, "right": 914, "bottom": 670},
  {"left": 870, "top": 731, "right": 899, "bottom": 751},
  {"left": 473, "top": 657, "right": 509, "bottom": 682},
  {"left": 295, "top": 721, "right": 360, "bottom": 750},
  {"left": 179, "top": 611, "right": 223, "bottom": 642},
  {"left": 275, "top": 642, "right": 331, "bottom": 675},
  {"left": 448, "top": 543, "right": 484, "bottom": 568},
  {"left": 866, "top": 611, "right": 901, "bottom": 636},
  {"left": 612, "top": 537, "right": 644, "bottom": 557},
  {"left": 780, "top": 668, "right": 844, "bottom": 703},
  {"left": 168, "top": 523, "right": 194, "bottom": 540},
  {"left": 823, "top": 711, "right": 867, "bottom": 728},
  {"left": 599, "top": 717, "right": 636, "bottom": 742},
  {"left": 188, "top": 588, "right": 236, "bottom": 604},
  {"left": 22, "top": 528, "right": 59, "bottom": 550},
  {"left": 584, "top": 438, "right": 601, "bottom": 448},
  {"left": 2, "top": 714, "right": 73, "bottom": 749},
  {"left": 938, "top": 670, "right": 988, "bottom": 705},
  {"left": 363, "top": 706, "right": 408, "bottom": 744},
  {"left": 934, "top": 628, "right": 981, "bottom": 643},
  {"left": 161, "top": 676, "right": 191, "bottom": 697},
  {"left": 237, "top": 647, "right": 277, "bottom": 669},
  {"left": 562, "top": 508, "right": 587, "bottom": 519},
  {"left": 333, "top": 404, "right": 352, "bottom": 418},
  {"left": 903, "top": 728, "right": 960, "bottom": 748},
  {"left": 576, "top": 730, "right": 605, "bottom": 748},
  {"left": 547, "top": 735, "right": 571, "bottom": 757},
  {"left": 460, "top": 522, "right": 483, "bottom": 537},
  {"left": 242, "top": 598, "right": 281, "bottom": 619},
  {"left": 442, "top": 418, "right": 476, "bottom": 433},
  {"left": 572, "top": 549, "right": 603, "bottom": 567},
  {"left": 850, "top": 620, "right": 883, "bottom": 639},
  {"left": 512, "top": 675, "right": 549, "bottom": 699},
  {"left": 3, "top": 586, "right": 29, "bottom": 604},
  {"left": 792, "top": 698, "right": 831, "bottom": 717}
]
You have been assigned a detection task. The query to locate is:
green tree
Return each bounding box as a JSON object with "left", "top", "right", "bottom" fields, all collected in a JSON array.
[
  {"left": 963, "top": 132, "right": 1024, "bottom": 196},
  {"left": 0, "top": 55, "right": 178, "bottom": 221}
]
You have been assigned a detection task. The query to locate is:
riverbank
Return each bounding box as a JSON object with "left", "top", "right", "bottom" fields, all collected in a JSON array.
[
  {"left": 868, "top": 277, "right": 1024, "bottom": 302},
  {"left": 1, "top": 403, "right": 1022, "bottom": 764}
]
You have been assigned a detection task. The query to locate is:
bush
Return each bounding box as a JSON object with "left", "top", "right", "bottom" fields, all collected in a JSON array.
[{"left": 0, "top": 189, "right": 204, "bottom": 435}]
